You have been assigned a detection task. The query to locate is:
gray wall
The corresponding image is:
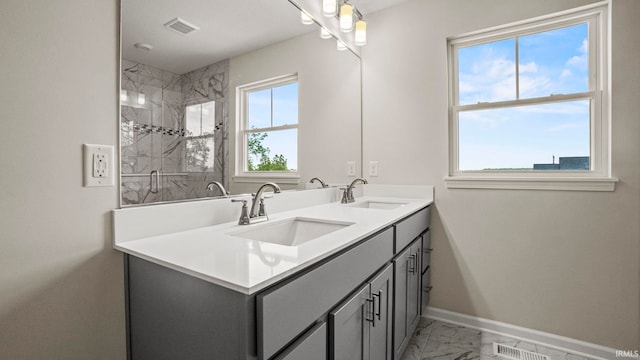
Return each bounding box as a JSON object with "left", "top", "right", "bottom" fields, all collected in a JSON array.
[
  {"left": 0, "top": 0, "right": 125, "bottom": 359},
  {"left": 0, "top": 0, "right": 638, "bottom": 358},
  {"left": 362, "top": 0, "right": 639, "bottom": 349}
]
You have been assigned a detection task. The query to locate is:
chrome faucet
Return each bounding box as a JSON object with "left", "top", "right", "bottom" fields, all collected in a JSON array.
[
  {"left": 237, "top": 182, "right": 281, "bottom": 225},
  {"left": 309, "top": 177, "right": 329, "bottom": 188},
  {"left": 341, "top": 178, "right": 368, "bottom": 203},
  {"left": 206, "top": 181, "right": 230, "bottom": 197}
]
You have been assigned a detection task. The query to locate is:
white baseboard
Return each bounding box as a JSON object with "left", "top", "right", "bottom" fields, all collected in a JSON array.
[{"left": 423, "top": 307, "right": 619, "bottom": 360}]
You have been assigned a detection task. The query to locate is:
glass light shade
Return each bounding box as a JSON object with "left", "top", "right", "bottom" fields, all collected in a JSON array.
[
  {"left": 300, "top": 11, "right": 314, "bottom": 25},
  {"left": 137, "top": 93, "right": 145, "bottom": 105},
  {"left": 336, "top": 40, "right": 347, "bottom": 51},
  {"left": 355, "top": 20, "right": 367, "bottom": 46},
  {"left": 120, "top": 89, "right": 128, "bottom": 103},
  {"left": 339, "top": 4, "right": 353, "bottom": 32},
  {"left": 320, "top": 27, "right": 332, "bottom": 39},
  {"left": 322, "top": 0, "right": 337, "bottom": 17}
]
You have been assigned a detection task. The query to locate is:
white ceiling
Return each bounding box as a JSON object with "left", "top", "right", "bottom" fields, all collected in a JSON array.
[{"left": 122, "top": 0, "right": 408, "bottom": 75}]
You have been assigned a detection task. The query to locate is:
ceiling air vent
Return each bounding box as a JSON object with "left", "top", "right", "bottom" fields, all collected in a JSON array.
[
  {"left": 164, "top": 17, "right": 200, "bottom": 35},
  {"left": 493, "top": 343, "right": 549, "bottom": 360}
]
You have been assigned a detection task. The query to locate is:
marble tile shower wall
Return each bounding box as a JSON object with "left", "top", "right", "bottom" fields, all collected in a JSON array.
[{"left": 120, "top": 59, "right": 229, "bottom": 205}]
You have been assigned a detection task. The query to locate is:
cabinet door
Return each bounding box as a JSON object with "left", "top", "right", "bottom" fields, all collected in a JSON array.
[
  {"left": 406, "top": 240, "right": 422, "bottom": 333},
  {"left": 330, "top": 284, "right": 372, "bottom": 360},
  {"left": 393, "top": 246, "right": 411, "bottom": 358},
  {"left": 369, "top": 264, "right": 393, "bottom": 360}
]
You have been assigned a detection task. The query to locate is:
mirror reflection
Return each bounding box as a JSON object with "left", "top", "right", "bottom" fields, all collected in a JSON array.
[{"left": 120, "top": 0, "right": 362, "bottom": 206}]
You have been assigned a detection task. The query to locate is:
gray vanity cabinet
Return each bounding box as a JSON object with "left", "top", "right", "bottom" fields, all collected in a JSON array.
[
  {"left": 123, "top": 205, "right": 432, "bottom": 360},
  {"left": 393, "top": 238, "right": 422, "bottom": 359},
  {"left": 330, "top": 263, "right": 393, "bottom": 360},
  {"left": 421, "top": 230, "right": 432, "bottom": 314}
]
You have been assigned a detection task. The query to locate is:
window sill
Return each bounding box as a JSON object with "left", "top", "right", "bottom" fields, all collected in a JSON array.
[
  {"left": 444, "top": 176, "right": 618, "bottom": 191},
  {"left": 233, "top": 173, "right": 300, "bottom": 185}
]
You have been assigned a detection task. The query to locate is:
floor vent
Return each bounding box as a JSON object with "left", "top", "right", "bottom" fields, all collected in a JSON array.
[
  {"left": 163, "top": 17, "right": 200, "bottom": 35},
  {"left": 493, "top": 343, "right": 549, "bottom": 360}
]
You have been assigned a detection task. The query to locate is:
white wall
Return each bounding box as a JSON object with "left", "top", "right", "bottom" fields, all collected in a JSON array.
[
  {"left": 0, "top": 1, "right": 125, "bottom": 359},
  {"left": 362, "top": 0, "right": 640, "bottom": 349},
  {"left": 228, "top": 30, "right": 362, "bottom": 195}
]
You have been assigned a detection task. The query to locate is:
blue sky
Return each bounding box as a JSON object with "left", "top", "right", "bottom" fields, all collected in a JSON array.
[
  {"left": 457, "top": 23, "right": 590, "bottom": 170},
  {"left": 248, "top": 83, "right": 298, "bottom": 170}
]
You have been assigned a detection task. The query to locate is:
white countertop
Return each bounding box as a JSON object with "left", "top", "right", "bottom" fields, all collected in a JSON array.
[{"left": 113, "top": 185, "right": 433, "bottom": 295}]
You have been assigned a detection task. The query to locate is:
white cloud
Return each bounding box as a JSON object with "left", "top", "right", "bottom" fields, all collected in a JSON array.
[
  {"left": 566, "top": 38, "right": 588, "bottom": 70},
  {"left": 519, "top": 61, "right": 538, "bottom": 73}
]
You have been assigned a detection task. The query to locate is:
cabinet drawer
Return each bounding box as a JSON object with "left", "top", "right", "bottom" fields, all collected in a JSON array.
[
  {"left": 421, "top": 230, "right": 431, "bottom": 273},
  {"left": 394, "top": 206, "right": 430, "bottom": 253},
  {"left": 257, "top": 227, "right": 394, "bottom": 360},
  {"left": 273, "top": 322, "right": 327, "bottom": 360}
]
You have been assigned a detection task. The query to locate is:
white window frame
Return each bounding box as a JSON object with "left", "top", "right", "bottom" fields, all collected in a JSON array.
[
  {"left": 445, "top": 2, "right": 617, "bottom": 191},
  {"left": 234, "top": 73, "right": 300, "bottom": 184}
]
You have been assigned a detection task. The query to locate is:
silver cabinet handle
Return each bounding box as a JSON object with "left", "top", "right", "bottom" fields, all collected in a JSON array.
[
  {"left": 365, "top": 297, "right": 376, "bottom": 327},
  {"left": 408, "top": 254, "right": 417, "bottom": 274},
  {"left": 372, "top": 290, "right": 383, "bottom": 321}
]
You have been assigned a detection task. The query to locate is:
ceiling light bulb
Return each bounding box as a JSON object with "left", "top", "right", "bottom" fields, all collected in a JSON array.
[
  {"left": 339, "top": 3, "right": 353, "bottom": 32},
  {"left": 322, "top": 0, "right": 337, "bottom": 17},
  {"left": 320, "top": 27, "right": 332, "bottom": 39},
  {"left": 137, "top": 93, "right": 145, "bottom": 105},
  {"left": 300, "top": 11, "right": 314, "bottom": 25},
  {"left": 355, "top": 20, "right": 367, "bottom": 46},
  {"left": 337, "top": 40, "right": 347, "bottom": 51}
]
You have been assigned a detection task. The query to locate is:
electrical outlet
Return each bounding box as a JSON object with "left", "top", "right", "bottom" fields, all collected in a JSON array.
[
  {"left": 93, "top": 153, "right": 107, "bottom": 178},
  {"left": 347, "top": 161, "right": 356, "bottom": 177},
  {"left": 83, "top": 144, "right": 114, "bottom": 187},
  {"left": 369, "top": 161, "right": 378, "bottom": 177}
]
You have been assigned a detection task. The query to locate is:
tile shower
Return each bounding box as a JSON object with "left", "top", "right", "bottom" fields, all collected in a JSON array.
[{"left": 120, "top": 59, "right": 229, "bottom": 205}]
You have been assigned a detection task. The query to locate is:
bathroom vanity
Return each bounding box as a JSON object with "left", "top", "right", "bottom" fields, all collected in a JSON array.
[{"left": 114, "top": 185, "right": 433, "bottom": 360}]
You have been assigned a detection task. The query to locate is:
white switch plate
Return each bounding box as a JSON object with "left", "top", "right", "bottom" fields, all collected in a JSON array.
[
  {"left": 83, "top": 144, "right": 115, "bottom": 187},
  {"left": 369, "top": 161, "right": 379, "bottom": 177},
  {"left": 346, "top": 161, "right": 356, "bottom": 177}
]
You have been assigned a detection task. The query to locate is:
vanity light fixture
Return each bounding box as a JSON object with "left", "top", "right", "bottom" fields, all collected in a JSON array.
[
  {"left": 354, "top": 19, "right": 367, "bottom": 46},
  {"left": 336, "top": 40, "right": 347, "bottom": 51},
  {"left": 137, "top": 93, "right": 145, "bottom": 105},
  {"left": 322, "top": 0, "right": 337, "bottom": 17},
  {"left": 300, "top": 11, "right": 314, "bottom": 25},
  {"left": 339, "top": 3, "right": 353, "bottom": 32},
  {"left": 320, "top": 27, "right": 332, "bottom": 39},
  {"left": 120, "top": 90, "right": 128, "bottom": 103}
]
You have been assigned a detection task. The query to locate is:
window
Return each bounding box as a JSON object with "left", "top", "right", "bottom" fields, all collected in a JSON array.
[
  {"left": 185, "top": 100, "right": 216, "bottom": 172},
  {"left": 446, "top": 4, "right": 616, "bottom": 191},
  {"left": 236, "top": 74, "right": 299, "bottom": 182}
]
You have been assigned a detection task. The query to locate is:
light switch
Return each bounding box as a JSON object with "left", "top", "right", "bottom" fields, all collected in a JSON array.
[
  {"left": 83, "top": 144, "right": 114, "bottom": 187},
  {"left": 369, "top": 161, "right": 378, "bottom": 177}
]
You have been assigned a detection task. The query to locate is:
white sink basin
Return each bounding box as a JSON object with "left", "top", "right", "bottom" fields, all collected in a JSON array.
[
  {"left": 348, "top": 200, "right": 408, "bottom": 210},
  {"left": 227, "top": 217, "right": 354, "bottom": 246}
]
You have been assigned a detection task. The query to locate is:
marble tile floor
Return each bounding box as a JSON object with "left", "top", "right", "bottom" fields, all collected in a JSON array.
[{"left": 401, "top": 318, "right": 596, "bottom": 360}]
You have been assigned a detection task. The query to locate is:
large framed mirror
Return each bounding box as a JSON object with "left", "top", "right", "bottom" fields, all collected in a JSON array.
[{"left": 119, "top": 0, "right": 362, "bottom": 206}]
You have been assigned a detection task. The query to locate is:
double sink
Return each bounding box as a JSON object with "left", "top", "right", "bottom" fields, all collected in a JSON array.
[{"left": 227, "top": 200, "right": 408, "bottom": 247}]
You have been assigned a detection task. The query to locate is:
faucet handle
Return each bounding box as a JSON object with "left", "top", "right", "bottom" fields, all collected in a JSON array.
[
  {"left": 339, "top": 188, "right": 349, "bottom": 204},
  {"left": 231, "top": 199, "right": 250, "bottom": 225}
]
